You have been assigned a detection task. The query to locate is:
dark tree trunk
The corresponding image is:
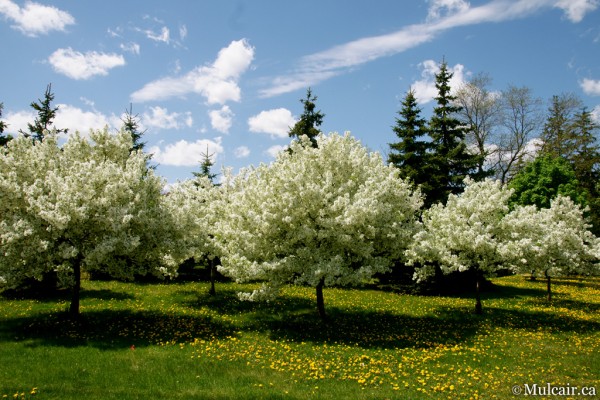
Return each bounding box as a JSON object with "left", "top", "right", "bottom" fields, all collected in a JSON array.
[
  {"left": 69, "top": 260, "right": 81, "bottom": 318},
  {"left": 545, "top": 270, "right": 552, "bottom": 301},
  {"left": 316, "top": 277, "right": 326, "bottom": 320},
  {"left": 208, "top": 258, "right": 216, "bottom": 296},
  {"left": 474, "top": 272, "right": 483, "bottom": 315}
]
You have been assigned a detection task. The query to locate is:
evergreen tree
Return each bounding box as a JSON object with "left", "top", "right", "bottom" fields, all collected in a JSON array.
[
  {"left": 20, "top": 83, "right": 67, "bottom": 141},
  {"left": 288, "top": 88, "right": 324, "bottom": 148},
  {"left": 192, "top": 145, "right": 220, "bottom": 295},
  {"left": 388, "top": 89, "right": 433, "bottom": 195},
  {"left": 539, "top": 93, "right": 581, "bottom": 159},
  {"left": 427, "top": 61, "right": 482, "bottom": 206},
  {"left": 0, "top": 102, "right": 12, "bottom": 147},
  {"left": 569, "top": 108, "right": 600, "bottom": 234},
  {"left": 192, "top": 145, "right": 218, "bottom": 184},
  {"left": 121, "top": 103, "right": 146, "bottom": 153}
]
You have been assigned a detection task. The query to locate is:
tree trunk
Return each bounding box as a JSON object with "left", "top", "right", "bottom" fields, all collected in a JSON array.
[
  {"left": 208, "top": 258, "right": 216, "bottom": 296},
  {"left": 69, "top": 260, "right": 81, "bottom": 318},
  {"left": 545, "top": 270, "right": 552, "bottom": 301},
  {"left": 316, "top": 278, "right": 326, "bottom": 320},
  {"left": 474, "top": 272, "right": 483, "bottom": 315}
]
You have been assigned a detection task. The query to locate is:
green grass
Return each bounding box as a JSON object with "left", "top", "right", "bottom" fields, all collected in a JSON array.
[{"left": 1, "top": 275, "right": 599, "bottom": 399}]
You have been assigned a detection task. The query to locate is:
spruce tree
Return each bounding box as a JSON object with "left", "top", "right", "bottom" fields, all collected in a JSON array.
[
  {"left": 288, "top": 88, "right": 324, "bottom": 148},
  {"left": 21, "top": 83, "right": 67, "bottom": 141},
  {"left": 192, "top": 145, "right": 220, "bottom": 295},
  {"left": 192, "top": 145, "right": 218, "bottom": 184},
  {"left": 428, "top": 61, "right": 482, "bottom": 206},
  {"left": 539, "top": 93, "right": 581, "bottom": 159},
  {"left": 121, "top": 103, "right": 146, "bottom": 153},
  {"left": 0, "top": 102, "right": 11, "bottom": 147},
  {"left": 388, "top": 89, "right": 433, "bottom": 196}
]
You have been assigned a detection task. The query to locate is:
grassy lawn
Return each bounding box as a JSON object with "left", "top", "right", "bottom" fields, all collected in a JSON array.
[{"left": 1, "top": 275, "right": 598, "bottom": 399}]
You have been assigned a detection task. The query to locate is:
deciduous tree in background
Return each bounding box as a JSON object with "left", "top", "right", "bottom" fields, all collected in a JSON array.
[
  {"left": 508, "top": 155, "right": 586, "bottom": 209},
  {"left": 454, "top": 73, "right": 500, "bottom": 176},
  {"left": 0, "top": 129, "right": 178, "bottom": 317},
  {"left": 215, "top": 133, "right": 423, "bottom": 319}
]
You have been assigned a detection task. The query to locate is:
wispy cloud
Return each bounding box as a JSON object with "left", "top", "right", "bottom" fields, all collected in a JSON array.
[
  {"left": 48, "top": 48, "right": 126, "bottom": 80},
  {"left": 260, "top": 0, "right": 599, "bottom": 97},
  {"left": 0, "top": 0, "right": 74, "bottom": 37},
  {"left": 234, "top": 146, "right": 250, "bottom": 158},
  {"left": 131, "top": 39, "right": 255, "bottom": 104},
  {"left": 142, "top": 106, "right": 193, "bottom": 130}
]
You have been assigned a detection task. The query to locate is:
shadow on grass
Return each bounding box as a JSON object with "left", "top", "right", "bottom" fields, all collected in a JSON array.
[
  {"left": 1, "top": 287, "right": 135, "bottom": 302},
  {"left": 179, "top": 284, "right": 600, "bottom": 350},
  {"left": 0, "top": 309, "right": 236, "bottom": 350}
]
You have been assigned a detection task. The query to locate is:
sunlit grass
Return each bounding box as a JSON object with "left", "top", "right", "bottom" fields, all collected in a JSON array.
[{"left": 1, "top": 275, "right": 598, "bottom": 399}]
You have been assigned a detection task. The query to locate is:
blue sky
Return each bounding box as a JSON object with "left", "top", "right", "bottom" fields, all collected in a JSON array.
[{"left": 1, "top": 0, "right": 600, "bottom": 184}]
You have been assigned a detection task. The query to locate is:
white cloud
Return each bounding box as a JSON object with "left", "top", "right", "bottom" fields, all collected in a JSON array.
[
  {"left": 412, "top": 59, "right": 468, "bottom": 104},
  {"left": 248, "top": 108, "right": 296, "bottom": 138},
  {"left": 591, "top": 105, "right": 600, "bottom": 123},
  {"left": 266, "top": 145, "right": 286, "bottom": 158},
  {"left": 554, "top": 0, "right": 599, "bottom": 23},
  {"left": 179, "top": 25, "right": 188, "bottom": 41},
  {"left": 149, "top": 138, "right": 223, "bottom": 167},
  {"left": 580, "top": 78, "right": 600, "bottom": 96},
  {"left": 144, "top": 26, "right": 170, "bottom": 43},
  {"left": 209, "top": 105, "right": 234, "bottom": 133},
  {"left": 234, "top": 146, "right": 250, "bottom": 158},
  {"left": 131, "top": 39, "right": 255, "bottom": 104},
  {"left": 141, "top": 106, "right": 192, "bottom": 130},
  {"left": 48, "top": 48, "right": 126, "bottom": 80},
  {"left": 3, "top": 104, "right": 119, "bottom": 136},
  {"left": 0, "top": 0, "right": 75, "bottom": 37},
  {"left": 260, "top": 0, "right": 597, "bottom": 97},
  {"left": 427, "top": 0, "right": 470, "bottom": 21},
  {"left": 2, "top": 109, "right": 35, "bottom": 135},
  {"left": 55, "top": 104, "right": 120, "bottom": 134},
  {"left": 120, "top": 42, "right": 140, "bottom": 55}
]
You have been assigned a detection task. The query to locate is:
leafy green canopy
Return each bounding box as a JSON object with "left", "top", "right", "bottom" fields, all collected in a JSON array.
[{"left": 508, "top": 155, "right": 586, "bottom": 209}]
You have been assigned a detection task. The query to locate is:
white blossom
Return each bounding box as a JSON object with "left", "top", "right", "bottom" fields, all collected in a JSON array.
[{"left": 214, "top": 132, "right": 423, "bottom": 301}]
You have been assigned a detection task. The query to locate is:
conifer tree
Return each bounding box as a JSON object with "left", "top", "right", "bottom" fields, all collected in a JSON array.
[
  {"left": 427, "top": 61, "right": 482, "bottom": 206},
  {"left": 0, "top": 102, "right": 11, "bottom": 147},
  {"left": 21, "top": 84, "right": 67, "bottom": 141},
  {"left": 121, "top": 103, "right": 146, "bottom": 153},
  {"left": 388, "top": 89, "right": 433, "bottom": 196},
  {"left": 288, "top": 88, "right": 324, "bottom": 148},
  {"left": 192, "top": 145, "right": 220, "bottom": 295}
]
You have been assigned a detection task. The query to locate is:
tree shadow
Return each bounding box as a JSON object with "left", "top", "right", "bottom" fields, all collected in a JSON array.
[
  {"left": 1, "top": 287, "right": 135, "bottom": 302},
  {"left": 0, "top": 309, "right": 236, "bottom": 350},
  {"left": 178, "top": 284, "right": 599, "bottom": 350},
  {"left": 551, "top": 276, "right": 600, "bottom": 290}
]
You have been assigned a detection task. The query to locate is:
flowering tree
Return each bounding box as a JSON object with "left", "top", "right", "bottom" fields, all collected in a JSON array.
[
  {"left": 406, "top": 178, "right": 513, "bottom": 314},
  {"left": 0, "top": 129, "right": 178, "bottom": 316},
  {"left": 215, "top": 133, "right": 423, "bottom": 318},
  {"left": 500, "top": 196, "right": 600, "bottom": 300},
  {"left": 164, "top": 176, "right": 223, "bottom": 294}
]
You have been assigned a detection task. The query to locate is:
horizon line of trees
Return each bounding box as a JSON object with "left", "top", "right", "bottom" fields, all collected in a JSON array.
[{"left": 1, "top": 63, "right": 599, "bottom": 319}]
